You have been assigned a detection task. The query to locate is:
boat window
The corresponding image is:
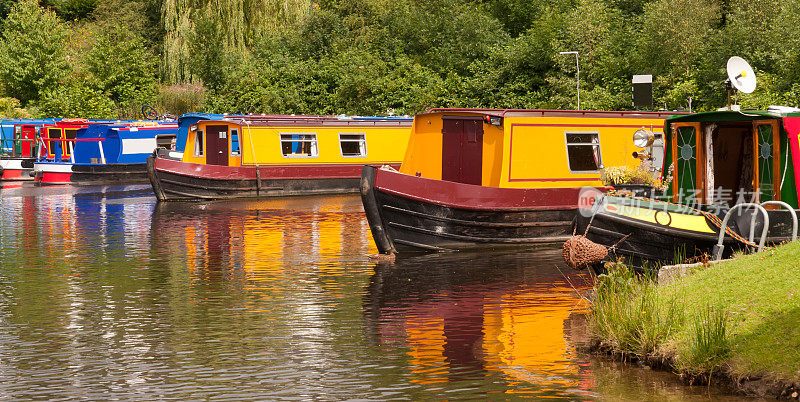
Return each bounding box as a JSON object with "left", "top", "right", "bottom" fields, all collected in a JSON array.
[
  {"left": 48, "top": 128, "right": 61, "bottom": 157},
  {"left": 230, "top": 129, "right": 240, "bottom": 156},
  {"left": 156, "top": 134, "right": 177, "bottom": 150},
  {"left": 651, "top": 133, "right": 665, "bottom": 172},
  {"left": 194, "top": 130, "right": 204, "bottom": 156},
  {"left": 280, "top": 133, "right": 318, "bottom": 158},
  {"left": 339, "top": 133, "right": 366, "bottom": 157},
  {"left": 565, "top": 132, "right": 602, "bottom": 172},
  {"left": 64, "top": 129, "right": 77, "bottom": 156}
]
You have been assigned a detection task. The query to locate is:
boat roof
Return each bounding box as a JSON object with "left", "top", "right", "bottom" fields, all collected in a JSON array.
[
  {"left": 211, "top": 115, "right": 413, "bottom": 127},
  {"left": 666, "top": 107, "right": 800, "bottom": 124},
  {"left": 425, "top": 108, "right": 688, "bottom": 119}
]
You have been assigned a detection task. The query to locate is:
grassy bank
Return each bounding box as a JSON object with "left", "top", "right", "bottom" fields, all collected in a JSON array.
[{"left": 589, "top": 242, "right": 800, "bottom": 396}]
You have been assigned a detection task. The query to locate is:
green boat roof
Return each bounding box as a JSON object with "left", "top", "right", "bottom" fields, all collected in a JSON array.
[{"left": 666, "top": 110, "right": 781, "bottom": 124}]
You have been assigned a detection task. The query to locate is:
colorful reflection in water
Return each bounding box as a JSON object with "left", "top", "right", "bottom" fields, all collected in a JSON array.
[{"left": 0, "top": 187, "right": 743, "bottom": 399}]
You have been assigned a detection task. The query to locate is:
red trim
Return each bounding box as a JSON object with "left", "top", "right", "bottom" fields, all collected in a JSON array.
[
  {"left": 507, "top": 123, "right": 610, "bottom": 183},
  {"left": 373, "top": 168, "right": 608, "bottom": 211},
  {"left": 783, "top": 117, "right": 800, "bottom": 201},
  {"left": 154, "top": 156, "right": 401, "bottom": 180},
  {"left": 510, "top": 177, "right": 601, "bottom": 182},
  {"left": 426, "top": 108, "right": 688, "bottom": 119},
  {"left": 512, "top": 123, "right": 665, "bottom": 128},
  {"left": 36, "top": 172, "right": 72, "bottom": 184},
  {"left": 1, "top": 169, "right": 25, "bottom": 180},
  {"left": 40, "top": 138, "right": 104, "bottom": 142}
]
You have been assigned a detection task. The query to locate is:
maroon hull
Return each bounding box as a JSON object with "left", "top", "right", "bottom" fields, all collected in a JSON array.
[
  {"left": 148, "top": 150, "right": 400, "bottom": 200},
  {"left": 361, "top": 165, "right": 602, "bottom": 253}
]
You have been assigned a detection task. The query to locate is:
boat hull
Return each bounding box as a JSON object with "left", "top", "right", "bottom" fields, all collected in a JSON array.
[
  {"left": 575, "top": 195, "right": 798, "bottom": 266},
  {"left": 0, "top": 158, "right": 35, "bottom": 181},
  {"left": 361, "top": 165, "right": 597, "bottom": 254},
  {"left": 148, "top": 152, "right": 396, "bottom": 201},
  {"left": 33, "top": 162, "right": 149, "bottom": 185}
]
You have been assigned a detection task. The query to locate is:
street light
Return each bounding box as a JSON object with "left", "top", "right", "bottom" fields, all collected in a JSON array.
[{"left": 559, "top": 51, "right": 580, "bottom": 110}]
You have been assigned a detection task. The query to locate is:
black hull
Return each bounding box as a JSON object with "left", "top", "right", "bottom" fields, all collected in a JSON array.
[
  {"left": 576, "top": 211, "right": 737, "bottom": 266},
  {"left": 148, "top": 155, "right": 359, "bottom": 201},
  {"left": 576, "top": 200, "right": 799, "bottom": 266},
  {"left": 361, "top": 166, "right": 575, "bottom": 254},
  {"left": 37, "top": 163, "right": 150, "bottom": 185}
]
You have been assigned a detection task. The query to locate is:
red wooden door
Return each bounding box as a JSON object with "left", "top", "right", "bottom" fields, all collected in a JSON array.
[
  {"left": 205, "top": 125, "right": 229, "bottom": 166},
  {"left": 441, "top": 117, "right": 483, "bottom": 185}
]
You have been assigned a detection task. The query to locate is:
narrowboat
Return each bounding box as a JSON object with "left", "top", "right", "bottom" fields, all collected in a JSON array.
[
  {"left": 575, "top": 107, "right": 800, "bottom": 266},
  {"left": 361, "top": 108, "right": 685, "bottom": 254},
  {"left": 0, "top": 119, "right": 82, "bottom": 181},
  {"left": 147, "top": 115, "right": 413, "bottom": 200},
  {"left": 33, "top": 121, "right": 179, "bottom": 185}
]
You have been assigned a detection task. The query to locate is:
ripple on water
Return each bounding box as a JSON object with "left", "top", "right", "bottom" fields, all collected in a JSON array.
[{"left": 0, "top": 189, "right": 747, "bottom": 400}]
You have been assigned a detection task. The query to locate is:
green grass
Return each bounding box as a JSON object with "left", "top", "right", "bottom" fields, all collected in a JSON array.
[
  {"left": 659, "top": 242, "right": 800, "bottom": 382},
  {"left": 590, "top": 243, "right": 800, "bottom": 384}
]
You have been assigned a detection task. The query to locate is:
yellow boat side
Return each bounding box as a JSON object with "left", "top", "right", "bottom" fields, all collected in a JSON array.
[
  {"left": 181, "top": 118, "right": 412, "bottom": 167},
  {"left": 399, "top": 109, "right": 684, "bottom": 189}
]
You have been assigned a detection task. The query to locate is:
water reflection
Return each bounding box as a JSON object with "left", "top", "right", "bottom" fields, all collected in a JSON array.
[
  {"left": 365, "top": 250, "right": 596, "bottom": 398},
  {"left": 0, "top": 188, "right": 750, "bottom": 399}
]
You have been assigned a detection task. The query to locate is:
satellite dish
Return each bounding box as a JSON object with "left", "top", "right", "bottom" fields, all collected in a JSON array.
[{"left": 727, "top": 56, "right": 756, "bottom": 94}]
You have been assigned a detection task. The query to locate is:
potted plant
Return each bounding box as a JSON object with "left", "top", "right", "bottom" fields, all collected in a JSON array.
[{"left": 600, "top": 165, "right": 660, "bottom": 197}]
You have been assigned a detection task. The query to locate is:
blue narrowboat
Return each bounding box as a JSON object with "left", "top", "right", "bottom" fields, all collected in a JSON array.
[{"left": 34, "top": 121, "right": 179, "bottom": 185}]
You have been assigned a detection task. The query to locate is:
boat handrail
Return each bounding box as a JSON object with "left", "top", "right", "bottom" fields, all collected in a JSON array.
[
  {"left": 39, "top": 138, "right": 105, "bottom": 142},
  {"left": 713, "top": 203, "right": 769, "bottom": 260},
  {"left": 752, "top": 201, "right": 798, "bottom": 242}
]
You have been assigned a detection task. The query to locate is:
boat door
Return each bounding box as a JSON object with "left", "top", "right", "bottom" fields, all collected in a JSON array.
[
  {"left": 15, "top": 125, "right": 36, "bottom": 157},
  {"left": 753, "top": 120, "right": 781, "bottom": 202},
  {"left": 671, "top": 119, "right": 781, "bottom": 205},
  {"left": 441, "top": 117, "right": 483, "bottom": 185},
  {"left": 205, "top": 124, "right": 229, "bottom": 166},
  {"left": 671, "top": 122, "right": 705, "bottom": 203}
]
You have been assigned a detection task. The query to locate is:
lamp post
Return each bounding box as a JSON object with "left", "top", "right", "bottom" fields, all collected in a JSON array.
[{"left": 559, "top": 51, "right": 580, "bottom": 110}]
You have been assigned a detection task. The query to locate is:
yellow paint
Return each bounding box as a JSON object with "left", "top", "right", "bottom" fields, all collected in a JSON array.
[
  {"left": 182, "top": 119, "right": 411, "bottom": 166},
  {"left": 400, "top": 111, "right": 676, "bottom": 188},
  {"left": 605, "top": 203, "right": 716, "bottom": 233}
]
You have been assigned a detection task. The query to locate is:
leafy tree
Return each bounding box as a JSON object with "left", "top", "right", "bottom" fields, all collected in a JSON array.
[
  {"left": 0, "top": 0, "right": 71, "bottom": 105},
  {"left": 0, "top": 97, "right": 33, "bottom": 118},
  {"left": 36, "top": 79, "right": 116, "bottom": 118},
  {"left": 85, "top": 25, "right": 158, "bottom": 106},
  {"left": 48, "top": 0, "right": 99, "bottom": 20}
]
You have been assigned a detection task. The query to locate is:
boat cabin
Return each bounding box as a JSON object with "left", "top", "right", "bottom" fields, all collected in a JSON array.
[
  {"left": 1, "top": 119, "right": 57, "bottom": 157},
  {"left": 663, "top": 108, "right": 800, "bottom": 208},
  {"left": 67, "top": 121, "right": 180, "bottom": 165},
  {"left": 400, "top": 109, "right": 684, "bottom": 189},
  {"left": 181, "top": 116, "right": 412, "bottom": 168},
  {"left": 39, "top": 119, "right": 94, "bottom": 161}
]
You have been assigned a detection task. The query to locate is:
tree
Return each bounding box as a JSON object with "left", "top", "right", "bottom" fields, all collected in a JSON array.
[
  {"left": 37, "top": 79, "right": 116, "bottom": 118},
  {"left": 85, "top": 25, "right": 158, "bottom": 107},
  {"left": 0, "top": 0, "right": 71, "bottom": 105}
]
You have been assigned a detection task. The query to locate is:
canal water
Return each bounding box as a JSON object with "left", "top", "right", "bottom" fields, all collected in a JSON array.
[{"left": 0, "top": 185, "right": 747, "bottom": 400}]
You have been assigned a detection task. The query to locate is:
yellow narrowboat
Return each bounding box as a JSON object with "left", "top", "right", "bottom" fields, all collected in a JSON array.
[
  {"left": 147, "top": 115, "right": 412, "bottom": 200},
  {"left": 360, "top": 108, "right": 685, "bottom": 253}
]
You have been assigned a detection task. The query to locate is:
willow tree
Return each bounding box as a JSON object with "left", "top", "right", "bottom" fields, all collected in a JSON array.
[{"left": 161, "top": 0, "right": 313, "bottom": 84}]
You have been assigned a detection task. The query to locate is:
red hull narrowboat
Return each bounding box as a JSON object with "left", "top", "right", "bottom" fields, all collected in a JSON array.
[
  {"left": 147, "top": 115, "right": 412, "bottom": 200},
  {"left": 361, "top": 109, "right": 686, "bottom": 254}
]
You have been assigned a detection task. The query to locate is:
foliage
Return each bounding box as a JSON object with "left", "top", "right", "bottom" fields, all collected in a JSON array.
[
  {"left": 0, "top": 97, "right": 32, "bottom": 118},
  {"left": 0, "top": 0, "right": 70, "bottom": 105},
  {"left": 85, "top": 25, "right": 158, "bottom": 106},
  {"left": 601, "top": 165, "right": 656, "bottom": 186},
  {"left": 36, "top": 79, "right": 116, "bottom": 118},
  {"left": 154, "top": 84, "right": 207, "bottom": 116},
  {"left": 677, "top": 307, "right": 732, "bottom": 374},
  {"left": 0, "top": 0, "right": 799, "bottom": 117},
  {"left": 591, "top": 261, "right": 683, "bottom": 356},
  {"left": 48, "top": 0, "right": 99, "bottom": 20}
]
